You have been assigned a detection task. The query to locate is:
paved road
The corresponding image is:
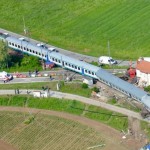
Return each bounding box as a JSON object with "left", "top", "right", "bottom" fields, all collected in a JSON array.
[
  {"left": 0, "top": 89, "right": 143, "bottom": 121},
  {"left": 0, "top": 28, "right": 136, "bottom": 67}
]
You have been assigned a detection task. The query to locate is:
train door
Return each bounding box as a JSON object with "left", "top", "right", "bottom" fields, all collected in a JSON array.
[
  {"left": 62, "top": 61, "right": 65, "bottom": 67},
  {"left": 82, "top": 68, "right": 84, "bottom": 75}
]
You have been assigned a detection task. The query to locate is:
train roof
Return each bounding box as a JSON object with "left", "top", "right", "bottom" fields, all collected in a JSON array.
[
  {"left": 96, "top": 69, "right": 147, "bottom": 100},
  {"left": 49, "top": 52, "right": 100, "bottom": 72},
  {"left": 142, "top": 94, "right": 150, "bottom": 109},
  {"left": 6, "top": 36, "right": 100, "bottom": 72},
  {"left": 6, "top": 36, "right": 48, "bottom": 54}
]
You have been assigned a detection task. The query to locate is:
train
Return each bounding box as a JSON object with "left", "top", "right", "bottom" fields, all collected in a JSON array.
[{"left": 0, "top": 32, "right": 150, "bottom": 116}]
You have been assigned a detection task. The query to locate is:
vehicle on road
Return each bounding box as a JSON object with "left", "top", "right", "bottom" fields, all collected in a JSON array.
[
  {"left": 98, "top": 56, "right": 118, "bottom": 65},
  {"left": 0, "top": 71, "right": 13, "bottom": 82}
]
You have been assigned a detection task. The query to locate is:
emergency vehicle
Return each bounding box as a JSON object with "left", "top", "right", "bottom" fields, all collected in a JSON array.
[{"left": 0, "top": 71, "right": 13, "bottom": 82}]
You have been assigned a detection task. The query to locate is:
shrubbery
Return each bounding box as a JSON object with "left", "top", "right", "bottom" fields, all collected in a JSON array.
[
  {"left": 82, "top": 83, "right": 88, "bottom": 89},
  {"left": 92, "top": 87, "right": 99, "bottom": 93},
  {"left": 144, "top": 86, "right": 150, "bottom": 92}
]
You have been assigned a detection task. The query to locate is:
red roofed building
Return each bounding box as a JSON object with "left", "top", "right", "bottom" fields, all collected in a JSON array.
[{"left": 136, "top": 59, "right": 150, "bottom": 87}]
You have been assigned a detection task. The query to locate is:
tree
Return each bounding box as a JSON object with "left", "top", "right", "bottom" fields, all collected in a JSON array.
[{"left": 0, "top": 41, "right": 9, "bottom": 69}]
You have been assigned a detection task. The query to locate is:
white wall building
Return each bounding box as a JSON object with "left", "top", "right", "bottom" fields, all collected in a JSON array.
[{"left": 136, "top": 59, "right": 150, "bottom": 87}]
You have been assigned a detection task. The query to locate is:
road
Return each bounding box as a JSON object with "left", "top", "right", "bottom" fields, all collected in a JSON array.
[
  {"left": 0, "top": 89, "right": 143, "bottom": 121},
  {"left": 0, "top": 28, "right": 136, "bottom": 67}
]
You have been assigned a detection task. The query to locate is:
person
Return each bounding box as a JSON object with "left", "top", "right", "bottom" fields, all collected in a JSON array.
[
  {"left": 17, "top": 89, "right": 19, "bottom": 94},
  {"left": 27, "top": 89, "right": 29, "bottom": 94},
  {"left": 29, "top": 70, "right": 31, "bottom": 77},
  {"left": 50, "top": 75, "right": 52, "bottom": 80},
  {"left": 35, "top": 69, "right": 38, "bottom": 75},
  {"left": 42, "top": 86, "right": 45, "bottom": 91}
]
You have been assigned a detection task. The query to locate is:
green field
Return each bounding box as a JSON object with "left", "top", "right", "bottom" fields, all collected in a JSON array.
[
  {"left": 0, "top": 0, "right": 150, "bottom": 59},
  {"left": 0, "top": 95, "right": 128, "bottom": 131},
  {"left": 0, "top": 111, "right": 104, "bottom": 150},
  {"left": 0, "top": 81, "right": 92, "bottom": 97}
]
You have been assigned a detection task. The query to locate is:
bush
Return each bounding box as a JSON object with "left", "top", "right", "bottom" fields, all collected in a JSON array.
[
  {"left": 92, "top": 87, "right": 99, "bottom": 93},
  {"left": 144, "top": 86, "right": 150, "bottom": 92},
  {"left": 82, "top": 83, "right": 88, "bottom": 89}
]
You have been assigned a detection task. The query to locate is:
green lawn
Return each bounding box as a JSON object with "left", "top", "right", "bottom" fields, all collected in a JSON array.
[{"left": 0, "top": 0, "right": 150, "bottom": 59}]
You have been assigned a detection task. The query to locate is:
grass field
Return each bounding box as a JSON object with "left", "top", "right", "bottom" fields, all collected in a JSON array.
[
  {"left": 0, "top": 0, "right": 150, "bottom": 59},
  {"left": 0, "top": 111, "right": 104, "bottom": 150},
  {"left": 0, "top": 81, "right": 92, "bottom": 97},
  {"left": 0, "top": 95, "right": 128, "bottom": 131}
]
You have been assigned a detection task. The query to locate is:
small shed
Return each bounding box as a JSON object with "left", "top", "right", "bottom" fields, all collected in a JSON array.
[
  {"left": 33, "top": 91, "right": 41, "bottom": 97},
  {"left": 83, "top": 77, "right": 93, "bottom": 86}
]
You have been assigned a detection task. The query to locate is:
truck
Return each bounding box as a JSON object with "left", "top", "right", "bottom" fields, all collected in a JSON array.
[{"left": 98, "top": 56, "right": 118, "bottom": 65}]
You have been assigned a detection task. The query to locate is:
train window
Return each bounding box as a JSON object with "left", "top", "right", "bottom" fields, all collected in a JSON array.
[
  {"left": 85, "top": 70, "right": 87, "bottom": 73},
  {"left": 42, "top": 54, "right": 44, "bottom": 57},
  {"left": 18, "top": 45, "right": 20, "bottom": 48},
  {"left": 92, "top": 72, "right": 94, "bottom": 75},
  {"left": 69, "top": 64, "right": 71, "bottom": 67},
  {"left": 9, "top": 42, "right": 11, "bottom": 45},
  {"left": 55, "top": 59, "right": 57, "bottom": 62},
  {"left": 39, "top": 53, "right": 41, "bottom": 56},
  {"left": 21, "top": 46, "right": 23, "bottom": 49},
  {"left": 65, "top": 62, "right": 68, "bottom": 65},
  {"left": 78, "top": 67, "right": 80, "bottom": 70},
  {"left": 27, "top": 48, "right": 29, "bottom": 51},
  {"left": 72, "top": 65, "right": 74, "bottom": 68},
  {"left": 58, "top": 60, "right": 61, "bottom": 63},
  {"left": 24, "top": 47, "right": 26, "bottom": 50},
  {"left": 52, "top": 58, "right": 54, "bottom": 61},
  {"left": 12, "top": 43, "right": 14, "bottom": 46},
  {"left": 15, "top": 44, "right": 17, "bottom": 47},
  {"left": 30, "top": 49, "right": 32, "bottom": 52},
  {"left": 45, "top": 55, "right": 46, "bottom": 58},
  {"left": 88, "top": 71, "right": 91, "bottom": 74},
  {"left": 35, "top": 51, "right": 37, "bottom": 54},
  {"left": 33, "top": 50, "right": 35, "bottom": 53},
  {"left": 75, "top": 66, "right": 77, "bottom": 69}
]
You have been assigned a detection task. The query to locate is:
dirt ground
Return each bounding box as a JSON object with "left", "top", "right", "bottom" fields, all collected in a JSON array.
[
  {"left": 0, "top": 140, "right": 18, "bottom": 150},
  {"left": 0, "top": 106, "right": 146, "bottom": 150}
]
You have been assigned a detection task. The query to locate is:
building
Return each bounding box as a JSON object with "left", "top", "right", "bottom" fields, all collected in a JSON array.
[{"left": 136, "top": 59, "right": 150, "bottom": 87}]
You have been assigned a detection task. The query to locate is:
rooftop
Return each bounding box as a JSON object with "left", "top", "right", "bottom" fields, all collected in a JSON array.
[{"left": 136, "top": 60, "right": 150, "bottom": 73}]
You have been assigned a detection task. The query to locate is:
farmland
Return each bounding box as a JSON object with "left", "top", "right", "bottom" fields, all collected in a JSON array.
[
  {"left": 0, "top": 95, "right": 128, "bottom": 131},
  {"left": 0, "top": 110, "right": 143, "bottom": 150},
  {"left": 0, "top": 111, "right": 104, "bottom": 150},
  {"left": 0, "top": 0, "right": 150, "bottom": 59}
]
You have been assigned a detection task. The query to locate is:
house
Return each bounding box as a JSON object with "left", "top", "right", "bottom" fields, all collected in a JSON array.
[{"left": 136, "top": 58, "right": 150, "bottom": 87}]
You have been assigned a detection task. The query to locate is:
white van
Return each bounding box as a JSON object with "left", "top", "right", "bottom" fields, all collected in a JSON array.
[{"left": 98, "top": 56, "right": 118, "bottom": 65}]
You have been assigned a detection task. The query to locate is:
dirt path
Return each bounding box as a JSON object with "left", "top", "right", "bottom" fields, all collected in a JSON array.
[
  {"left": 0, "top": 140, "right": 18, "bottom": 150},
  {"left": 0, "top": 106, "right": 145, "bottom": 150}
]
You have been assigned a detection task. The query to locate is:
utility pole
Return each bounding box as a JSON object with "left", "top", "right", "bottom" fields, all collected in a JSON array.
[
  {"left": 23, "top": 16, "right": 30, "bottom": 42},
  {"left": 23, "top": 16, "right": 27, "bottom": 35},
  {"left": 107, "top": 40, "right": 110, "bottom": 59}
]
